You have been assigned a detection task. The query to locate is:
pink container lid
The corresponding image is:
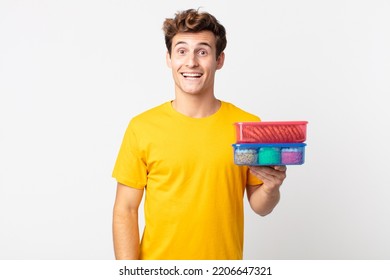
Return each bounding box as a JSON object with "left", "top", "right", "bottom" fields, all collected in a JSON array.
[{"left": 234, "top": 121, "right": 308, "bottom": 143}]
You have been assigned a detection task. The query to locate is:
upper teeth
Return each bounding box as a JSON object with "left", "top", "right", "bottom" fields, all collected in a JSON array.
[{"left": 182, "top": 73, "right": 202, "bottom": 77}]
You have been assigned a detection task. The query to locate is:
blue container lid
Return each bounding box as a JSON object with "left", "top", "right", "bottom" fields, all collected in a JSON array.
[{"left": 233, "top": 143, "right": 307, "bottom": 148}]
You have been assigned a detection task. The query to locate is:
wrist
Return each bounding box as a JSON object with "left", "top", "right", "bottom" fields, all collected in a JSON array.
[{"left": 261, "top": 184, "right": 280, "bottom": 197}]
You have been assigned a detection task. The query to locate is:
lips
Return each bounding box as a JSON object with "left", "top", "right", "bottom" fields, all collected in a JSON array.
[{"left": 181, "top": 72, "right": 203, "bottom": 78}]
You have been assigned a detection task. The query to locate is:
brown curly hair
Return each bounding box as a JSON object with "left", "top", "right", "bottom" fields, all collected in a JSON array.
[{"left": 162, "top": 9, "right": 227, "bottom": 59}]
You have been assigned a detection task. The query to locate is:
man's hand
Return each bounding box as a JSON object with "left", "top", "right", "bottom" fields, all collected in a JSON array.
[
  {"left": 246, "top": 166, "right": 287, "bottom": 216},
  {"left": 249, "top": 165, "right": 287, "bottom": 195}
]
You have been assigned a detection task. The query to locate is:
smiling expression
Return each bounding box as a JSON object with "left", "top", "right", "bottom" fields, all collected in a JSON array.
[{"left": 166, "top": 31, "right": 225, "bottom": 97}]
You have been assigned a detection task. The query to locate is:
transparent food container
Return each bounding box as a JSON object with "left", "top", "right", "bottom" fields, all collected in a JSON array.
[
  {"left": 234, "top": 121, "right": 308, "bottom": 143},
  {"left": 232, "top": 143, "right": 306, "bottom": 166}
]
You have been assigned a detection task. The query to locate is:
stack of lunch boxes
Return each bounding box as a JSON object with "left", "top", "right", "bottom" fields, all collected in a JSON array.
[{"left": 232, "top": 121, "right": 308, "bottom": 166}]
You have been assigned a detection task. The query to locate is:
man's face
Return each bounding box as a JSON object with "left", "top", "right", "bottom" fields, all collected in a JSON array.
[{"left": 166, "top": 31, "right": 225, "bottom": 97}]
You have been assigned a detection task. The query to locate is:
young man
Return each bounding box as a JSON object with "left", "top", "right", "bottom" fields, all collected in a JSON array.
[{"left": 112, "top": 9, "right": 287, "bottom": 260}]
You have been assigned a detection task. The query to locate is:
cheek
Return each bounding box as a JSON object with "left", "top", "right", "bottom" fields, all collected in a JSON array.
[
  {"left": 169, "top": 59, "right": 183, "bottom": 70},
  {"left": 167, "top": 54, "right": 182, "bottom": 68}
]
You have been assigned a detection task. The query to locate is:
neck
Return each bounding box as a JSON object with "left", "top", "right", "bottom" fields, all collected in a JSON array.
[{"left": 172, "top": 94, "right": 221, "bottom": 118}]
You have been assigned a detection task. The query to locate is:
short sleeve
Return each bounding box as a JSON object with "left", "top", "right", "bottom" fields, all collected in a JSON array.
[
  {"left": 246, "top": 168, "right": 263, "bottom": 186},
  {"left": 112, "top": 121, "right": 147, "bottom": 189}
]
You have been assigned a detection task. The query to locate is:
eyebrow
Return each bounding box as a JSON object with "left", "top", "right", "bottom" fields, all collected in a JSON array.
[{"left": 174, "top": 41, "right": 212, "bottom": 48}]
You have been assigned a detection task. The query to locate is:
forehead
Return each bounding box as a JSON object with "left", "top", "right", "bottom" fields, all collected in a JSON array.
[{"left": 172, "top": 31, "right": 216, "bottom": 49}]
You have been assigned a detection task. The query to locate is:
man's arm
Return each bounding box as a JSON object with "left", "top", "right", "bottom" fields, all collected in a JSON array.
[
  {"left": 112, "top": 182, "right": 144, "bottom": 259},
  {"left": 246, "top": 166, "right": 287, "bottom": 216}
]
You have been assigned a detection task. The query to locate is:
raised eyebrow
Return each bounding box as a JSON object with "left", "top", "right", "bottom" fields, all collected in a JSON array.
[
  {"left": 197, "top": 42, "right": 212, "bottom": 49},
  {"left": 174, "top": 41, "right": 187, "bottom": 47},
  {"left": 174, "top": 41, "right": 212, "bottom": 49}
]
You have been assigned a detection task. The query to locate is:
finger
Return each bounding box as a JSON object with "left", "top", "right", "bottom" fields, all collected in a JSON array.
[
  {"left": 252, "top": 166, "right": 284, "bottom": 177},
  {"left": 250, "top": 167, "right": 277, "bottom": 181},
  {"left": 249, "top": 166, "right": 273, "bottom": 177},
  {"left": 273, "top": 165, "right": 287, "bottom": 172}
]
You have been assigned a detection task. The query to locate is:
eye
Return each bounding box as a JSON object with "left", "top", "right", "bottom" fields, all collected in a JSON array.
[
  {"left": 198, "top": 50, "right": 208, "bottom": 56},
  {"left": 177, "top": 48, "right": 186, "bottom": 55}
]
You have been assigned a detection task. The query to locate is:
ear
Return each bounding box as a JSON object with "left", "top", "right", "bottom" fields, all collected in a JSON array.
[
  {"left": 166, "top": 51, "right": 172, "bottom": 68},
  {"left": 216, "top": 52, "right": 225, "bottom": 70}
]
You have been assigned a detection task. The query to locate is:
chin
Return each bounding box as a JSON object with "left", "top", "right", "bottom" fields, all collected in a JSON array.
[{"left": 180, "top": 87, "right": 203, "bottom": 95}]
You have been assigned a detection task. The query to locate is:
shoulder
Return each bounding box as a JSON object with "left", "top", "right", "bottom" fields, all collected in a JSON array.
[
  {"left": 130, "top": 102, "right": 171, "bottom": 126},
  {"left": 221, "top": 101, "right": 261, "bottom": 122}
]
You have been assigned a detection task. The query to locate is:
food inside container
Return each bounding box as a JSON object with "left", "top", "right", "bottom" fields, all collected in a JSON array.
[
  {"left": 232, "top": 143, "right": 306, "bottom": 166},
  {"left": 234, "top": 148, "right": 258, "bottom": 165}
]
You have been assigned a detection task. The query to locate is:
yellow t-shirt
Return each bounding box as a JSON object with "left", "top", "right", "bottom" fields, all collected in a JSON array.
[{"left": 112, "top": 101, "right": 261, "bottom": 259}]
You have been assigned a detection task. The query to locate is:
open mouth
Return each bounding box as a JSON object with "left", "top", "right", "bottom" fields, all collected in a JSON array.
[{"left": 181, "top": 72, "right": 203, "bottom": 79}]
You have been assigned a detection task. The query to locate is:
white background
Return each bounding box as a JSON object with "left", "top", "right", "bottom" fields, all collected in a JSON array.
[{"left": 1, "top": 0, "right": 389, "bottom": 260}]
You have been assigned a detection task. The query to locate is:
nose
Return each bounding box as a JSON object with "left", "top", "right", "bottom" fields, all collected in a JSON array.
[{"left": 186, "top": 53, "right": 199, "bottom": 68}]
